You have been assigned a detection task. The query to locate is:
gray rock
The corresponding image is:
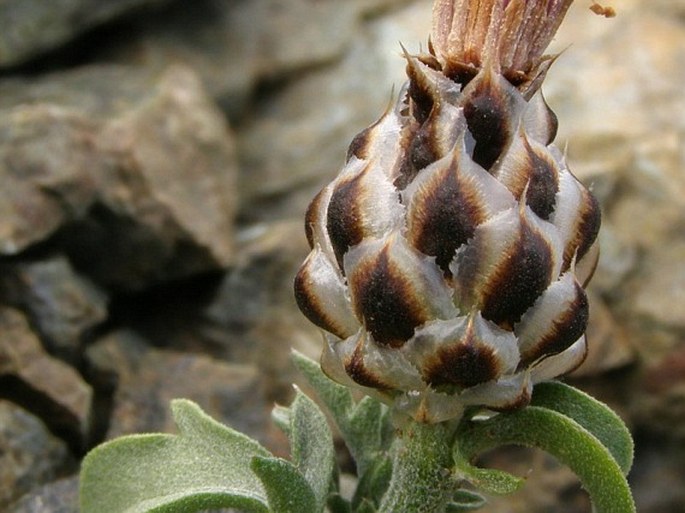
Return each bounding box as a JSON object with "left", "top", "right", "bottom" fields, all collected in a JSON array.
[
  {"left": 0, "top": 105, "right": 99, "bottom": 254},
  {"left": 630, "top": 435, "right": 685, "bottom": 513},
  {"left": 0, "top": 255, "right": 108, "bottom": 359},
  {"left": 355, "top": 0, "right": 419, "bottom": 16},
  {"left": 8, "top": 475, "right": 79, "bottom": 513},
  {"left": 546, "top": 0, "right": 685, "bottom": 296},
  {"left": 237, "top": 1, "right": 434, "bottom": 222},
  {"left": 0, "top": 401, "right": 75, "bottom": 509},
  {"left": 628, "top": 242, "right": 685, "bottom": 330},
  {"left": 571, "top": 291, "right": 634, "bottom": 377},
  {"left": 635, "top": 345, "right": 685, "bottom": 440},
  {"left": 546, "top": 3, "right": 685, "bottom": 187},
  {"left": 101, "top": 0, "right": 415, "bottom": 117},
  {"left": 0, "top": 64, "right": 238, "bottom": 290},
  {"left": 204, "top": 221, "right": 319, "bottom": 396},
  {"left": 0, "top": 0, "right": 171, "bottom": 67},
  {"left": 589, "top": 224, "right": 638, "bottom": 295},
  {"left": 544, "top": 1, "right": 685, "bottom": 255},
  {"left": 544, "top": 3, "right": 685, "bottom": 394},
  {"left": 0, "top": 306, "right": 93, "bottom": 450},
  {"left": 101, "top": 221, "right": 317, "bottom": 400},
  {"left": 70, "top": 65, "right": 237, "bottom": 290}
]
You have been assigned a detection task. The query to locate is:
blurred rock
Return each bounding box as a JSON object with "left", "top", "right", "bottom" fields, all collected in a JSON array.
[
  {"left": 548, "top": 2, "right": 685, "bottom": 188},
  {"left": 65, "top": 65, "right": 237, "bottom": 290},
  {"left": 109, "top": 220, "right": 316, "bottom": 400},
  {"left": 8, "top": 475, "right": 79, "bottom": 513},
  {"left": 0, "top": 106, "right": 98, "bottom": 255},
  {"left": 0, "top": 400, "right": 75, "bottom": 509},
  {"left": 237, "top": 1, "right": 433, "bottom": 222},
  {"left": 120, "top": 0, "right": 354, "bottom": 110},
  {"left": 627, "top": 242, "right": 685, "bottom": 331},
  {"left": 85, "top": 330, "right": 285, "bottom": 453},
  {"left": 0, "top": 0, "right": 171, "bottom": 68},
  {"left": 651, "top": 0, "right": 685, "bottom": 19},
  {"left": 100, "top": 0, "right": 416, "bottom": 117},
  {"left": 203, "top": 220, "right": 311, "bottom": 365},
  {"left": 0, "top": 306, "right": 93, "bottom": 449},
  {"left": 210, "top": 219, "right": 322, "bottom": 396},
  {"left": 0, "top": 256, "right": 108, "bottom": 360},
  {"left": 572, "top": 291, "right": 635, "bottom": 377},
  {"left": 635, "top": 345, "right": 685, "bottom": 439},
  {"left": 630, "top": 434, "right": 685, "bottom": 513},
  {"left": 357, "top": 0, "right": 419, "bottom": 15},
  {"left": 589, "top": 224, "right": 639, "bottom": 296},
  {"left": 0, "top": 64, "right": 238, "bottom": 290}
]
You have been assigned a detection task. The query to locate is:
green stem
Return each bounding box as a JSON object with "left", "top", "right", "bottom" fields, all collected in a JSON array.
[{"left": 378, "top": 420, "right": 455, "bottom": 513}]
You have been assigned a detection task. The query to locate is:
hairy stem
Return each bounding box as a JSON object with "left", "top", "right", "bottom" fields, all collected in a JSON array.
[{"left": 378, "top": 420, "right": 455, "bottom": 513}]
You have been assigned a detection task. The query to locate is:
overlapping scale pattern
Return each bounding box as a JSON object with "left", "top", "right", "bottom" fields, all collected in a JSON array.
[{"left": 294, "top": 0, "right": 599, "bottom": 423}]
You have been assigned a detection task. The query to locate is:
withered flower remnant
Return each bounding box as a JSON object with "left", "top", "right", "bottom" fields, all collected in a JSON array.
[{"left": 295, "top": 0, "right": 600, "bottom": 423}]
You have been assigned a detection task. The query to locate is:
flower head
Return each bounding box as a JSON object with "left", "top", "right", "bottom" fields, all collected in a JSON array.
[{"left": 295, "top": 0, "right": 599, "bottom": 423}]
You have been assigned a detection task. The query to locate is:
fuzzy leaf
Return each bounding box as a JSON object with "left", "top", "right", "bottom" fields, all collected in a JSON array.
[
  {"left": 349, "top": 396, "right": 393, "bottom": 453},
  {"left": 289, "top": 387, "right": 336, "bottom": 511},
  {"left": 292, "top": 350, "right": 391, "bottom": 476},
  {"left": 531, "top": 381, "right": 633, "bottom": 474},
  {"left": 251, "top": 456, "right": 318, "bottom": 513},
  {"left": 79, "top": 399, "right": 270, "bottom": 513},
  {"left": 456, "top": 406, "right": 636, "bottom": 513}
]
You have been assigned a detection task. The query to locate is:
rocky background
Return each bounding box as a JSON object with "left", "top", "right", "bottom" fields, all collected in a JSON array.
[{"left": 0, "top": 0, "right": 683, "bottom": 512}]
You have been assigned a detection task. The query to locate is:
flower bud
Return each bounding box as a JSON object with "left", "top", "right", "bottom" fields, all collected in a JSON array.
[{"left": 295, "top": 0, "right": 599, "bottom": 423}]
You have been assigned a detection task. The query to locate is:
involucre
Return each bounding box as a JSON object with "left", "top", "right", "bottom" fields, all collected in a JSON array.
[{"left": 295, "top": 0, "right": 600, "bottom": 423}]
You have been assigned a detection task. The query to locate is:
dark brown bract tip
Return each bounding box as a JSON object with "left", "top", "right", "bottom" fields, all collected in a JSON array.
[{"left": 423, "top": 325, "right": 502, "bottom": 389}]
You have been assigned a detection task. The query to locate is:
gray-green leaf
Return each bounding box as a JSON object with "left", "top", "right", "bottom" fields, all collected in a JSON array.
[
  {"left": 531, "top": 381, "right": 633, "bottom": 475},
  {"left": 289, "top": 386, "right": 336, "bottom": 511},
  {"left": 251, "top": 456, "right": 317, "bottom": 513},
  {"left": 79, "top": 399, "right": 270, "bottom": 513}
]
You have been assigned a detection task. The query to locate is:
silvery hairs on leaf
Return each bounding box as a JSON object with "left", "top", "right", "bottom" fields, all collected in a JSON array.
[{"left": 295, "top": 0, "right": 600, "bottom": 423}]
